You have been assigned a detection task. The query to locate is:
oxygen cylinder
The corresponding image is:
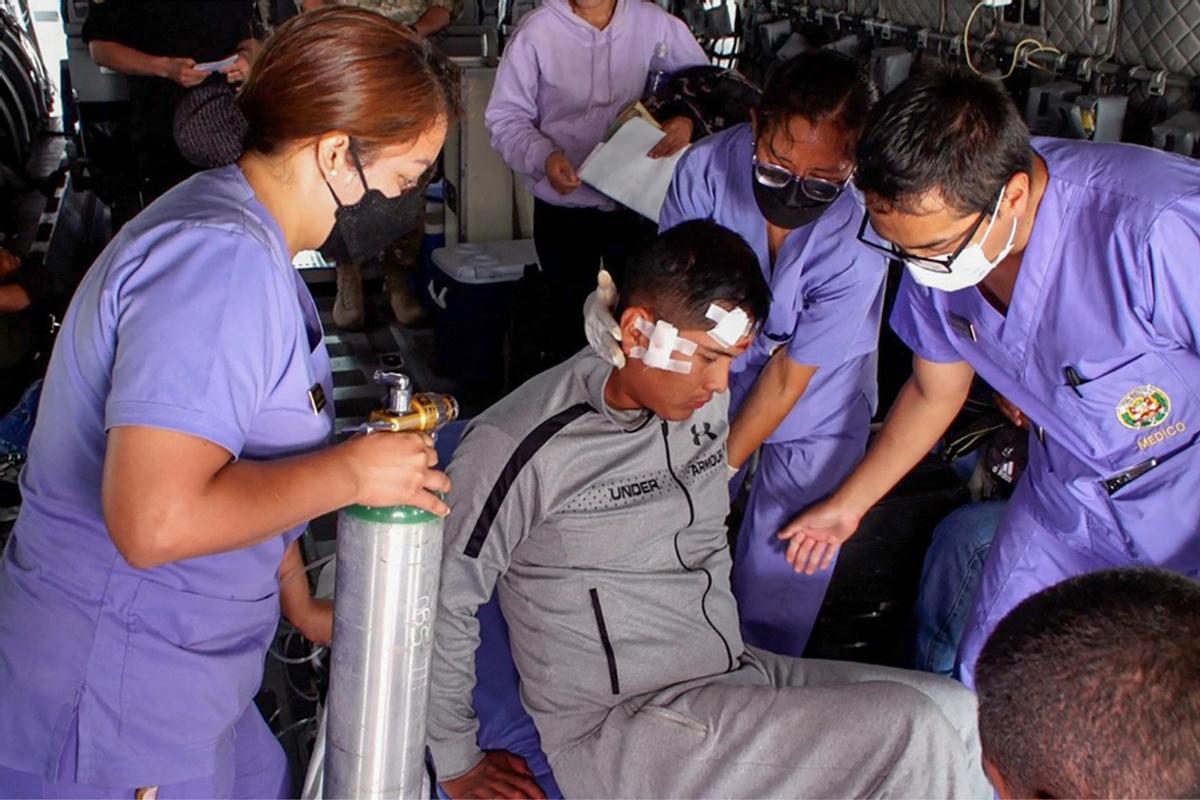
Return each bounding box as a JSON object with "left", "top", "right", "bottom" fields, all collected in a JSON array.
[{"left": 324, "top": 372, "right": 458, "bottom": 800}]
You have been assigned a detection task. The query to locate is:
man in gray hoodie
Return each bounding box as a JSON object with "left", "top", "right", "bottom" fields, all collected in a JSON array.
[{"left": 428, "top": 220, "right": 992, "bottom": 799}]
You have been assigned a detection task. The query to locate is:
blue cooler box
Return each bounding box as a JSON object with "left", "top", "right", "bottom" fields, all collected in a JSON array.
[{"left": 429, "top": 240, "right": 539, "bottom": 393}]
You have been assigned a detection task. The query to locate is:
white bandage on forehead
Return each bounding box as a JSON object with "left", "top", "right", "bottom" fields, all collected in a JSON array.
[
  {"left": 705, "top": 304, "right": 751, "bottom": 348},
  {"left": 630, "top": 317, "right": 696, "bottom": 374}
]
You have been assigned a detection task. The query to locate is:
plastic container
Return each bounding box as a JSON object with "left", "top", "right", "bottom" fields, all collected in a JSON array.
[{"left": 429, "top": 240, "right": 538, "bottom": 394}]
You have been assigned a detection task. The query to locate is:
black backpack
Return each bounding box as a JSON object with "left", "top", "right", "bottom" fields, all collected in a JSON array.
[{"left": 645, "top": 65, "right": 762, "bottom": 142}]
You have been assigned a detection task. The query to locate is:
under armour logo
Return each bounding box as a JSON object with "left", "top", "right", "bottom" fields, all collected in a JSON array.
[{"left": 692, "top": 423, "right": 717, "bottom": 447}]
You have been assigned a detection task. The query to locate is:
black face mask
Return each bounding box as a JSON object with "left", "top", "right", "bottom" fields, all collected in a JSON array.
[
  {"left": 319, "top": 149, "right": 415, "bottom": 265},
  {"left": 752, "top": 177, "right": 834, "bottom": 230}
]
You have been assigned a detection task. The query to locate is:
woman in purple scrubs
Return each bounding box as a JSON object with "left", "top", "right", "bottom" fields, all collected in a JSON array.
[{"left": 0, "top": 8, "right": 454, "bottom": 798}]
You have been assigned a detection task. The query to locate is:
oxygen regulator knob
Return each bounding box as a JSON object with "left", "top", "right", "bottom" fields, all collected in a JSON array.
[{"left": 373, "top": 370, "right": 413, "bottom": 415}]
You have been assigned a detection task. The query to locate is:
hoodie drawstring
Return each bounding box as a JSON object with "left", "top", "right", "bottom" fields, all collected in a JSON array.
[
  {"left": 606, "top": 29, "right": 614, "bottom": 105},
  {"left": 587, "top": 28, "right": 597, "bottom": 117}
]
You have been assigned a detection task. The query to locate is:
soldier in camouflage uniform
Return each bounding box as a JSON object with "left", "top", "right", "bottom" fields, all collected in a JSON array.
[{"left": 301, "top": 0, "right": 460, "bottom": 328}]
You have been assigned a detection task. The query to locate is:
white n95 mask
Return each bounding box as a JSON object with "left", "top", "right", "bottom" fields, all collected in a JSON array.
[{"left": 904, "top": 188, "right": 1018, "bottom": 293}]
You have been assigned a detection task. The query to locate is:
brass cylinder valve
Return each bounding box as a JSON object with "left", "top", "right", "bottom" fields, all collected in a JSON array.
[{"left": 366, "top": 371, "right": 459, "bottom": 434}]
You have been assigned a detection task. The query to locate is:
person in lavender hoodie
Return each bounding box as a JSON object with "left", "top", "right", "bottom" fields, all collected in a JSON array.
[{"left": 485, "top": 0, "right": 708, "bottom": 366}]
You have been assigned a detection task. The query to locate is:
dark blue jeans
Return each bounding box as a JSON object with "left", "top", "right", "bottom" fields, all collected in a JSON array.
[
  {"left": 0, "top": 380, "right": 40, "bottom": 463},
  {"left": 913, "top": 500, "right": 1007, "bottom": 676}
]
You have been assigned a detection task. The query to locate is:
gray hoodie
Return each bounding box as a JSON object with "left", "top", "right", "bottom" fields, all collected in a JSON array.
[{"left": 427, "top": 353, "right": 743, "bottom": 779}]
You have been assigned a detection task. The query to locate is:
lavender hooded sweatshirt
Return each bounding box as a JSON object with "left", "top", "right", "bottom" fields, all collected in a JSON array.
[{"left": 484, "top": 0, "right": 708, "bottom": 209}]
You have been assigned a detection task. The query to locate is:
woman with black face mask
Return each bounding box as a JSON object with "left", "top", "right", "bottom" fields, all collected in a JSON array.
[
  {"left": 585, "top": 51, "right": 883, "bottom": 658},
  {"left": 0, "top": 10, "right": 457, "bottom": 797}
]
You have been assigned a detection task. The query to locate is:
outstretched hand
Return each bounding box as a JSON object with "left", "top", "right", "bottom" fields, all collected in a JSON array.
[{"left": 777, "top": 500, "right": 862, "bottom": 575}]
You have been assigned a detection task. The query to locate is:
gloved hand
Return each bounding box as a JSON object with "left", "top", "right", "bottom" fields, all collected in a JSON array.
[{"left": 583, "top": 269, "right": 624, "bottom": 368}]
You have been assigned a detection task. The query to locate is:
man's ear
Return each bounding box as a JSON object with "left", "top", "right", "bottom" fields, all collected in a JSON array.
[
  {"left": 1003, "top": 170, "right": 1030, "bottom": 220},
  {"left": 619, "top": 306, "right": 653, "bottom": 358}
]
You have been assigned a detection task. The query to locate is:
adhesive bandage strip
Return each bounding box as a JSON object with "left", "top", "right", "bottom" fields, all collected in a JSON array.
[
  {"left": 705, "top": 304, "right": 751, "bottom": 348},
  {"left": 630, "top": 317, "right": 696, "bottom": 374}
]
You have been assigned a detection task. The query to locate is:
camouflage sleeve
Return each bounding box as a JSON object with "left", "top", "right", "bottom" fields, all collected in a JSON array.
[
  {"left": 330, "top": 0, "right": 451, "bottom": 26},
  {"left": 426, "top": 0, "right": 463, "bottom": 20}
]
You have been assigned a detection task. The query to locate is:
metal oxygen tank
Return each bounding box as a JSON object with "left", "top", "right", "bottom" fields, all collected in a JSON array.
[{"left": 324, "top": 371, "right": 458, "bottom": 800}]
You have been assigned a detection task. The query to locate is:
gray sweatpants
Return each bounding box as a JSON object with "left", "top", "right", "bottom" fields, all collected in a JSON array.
[{"left": 549, "top": 648, "right": 992, "bottom": 799}]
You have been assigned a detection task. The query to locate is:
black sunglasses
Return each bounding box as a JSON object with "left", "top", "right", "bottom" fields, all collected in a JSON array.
[{"left": 855, "top": 208, "right": 991, "bottom": 273}]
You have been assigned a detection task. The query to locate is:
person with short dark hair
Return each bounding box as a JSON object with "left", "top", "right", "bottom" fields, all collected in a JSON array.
[
  {"left": 976, "top": 568, "right": 1200, "bottom": 799},
  {"left": 779, "top": 65, "right": 1200, "bottom": 687},
  {"left": 854, "top": 69, "right": 1033, "bottom": 221},
  {"left": 586, "top": 51, "right": 887, "bottom": 657},
  {"left": 428, "top": 219, "right": 991, "bottom": 799}
]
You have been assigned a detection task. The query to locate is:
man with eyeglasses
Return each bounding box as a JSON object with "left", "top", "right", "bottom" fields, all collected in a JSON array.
[
  {"left": 780, "top": 66, "right": 1200, "bottom": 687},
  {"left": 585, "top": 51, "right": 887, "bottom": 657}
]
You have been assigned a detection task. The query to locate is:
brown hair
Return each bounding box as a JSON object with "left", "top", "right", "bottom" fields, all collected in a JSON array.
[{"left": 238, "top": 6, "right": 461, "bottom": 161}]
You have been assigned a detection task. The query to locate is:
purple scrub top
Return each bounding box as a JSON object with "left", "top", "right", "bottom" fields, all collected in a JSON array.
[
  {"left": 0, "top": 165, "right": 334, "bottom": 787},
  {"left": 659, "top": 124, "right": 885, "bottom": 440},
  {"left": 890, "top": 137, "right": 1200, "bottom": 575}
]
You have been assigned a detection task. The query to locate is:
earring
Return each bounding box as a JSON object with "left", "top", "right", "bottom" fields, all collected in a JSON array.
[{"left": 330, "top": 169, "right": 338, "bottom": 176}]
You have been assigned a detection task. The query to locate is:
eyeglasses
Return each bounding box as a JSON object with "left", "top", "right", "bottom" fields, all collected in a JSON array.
[
  {"left": 752, "top": 155, "right": 851, "bottom": 204},
  {"left": 854, "top": 207, "right": 991, "bottom": 273}
]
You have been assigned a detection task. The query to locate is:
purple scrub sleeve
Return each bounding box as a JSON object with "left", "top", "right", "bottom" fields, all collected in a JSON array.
[
  {"left": 106, "top": 229, "right": 282, "bottom": 456},
  {"left": 0, "top": 165, "right": 333, "bottom": 793}
]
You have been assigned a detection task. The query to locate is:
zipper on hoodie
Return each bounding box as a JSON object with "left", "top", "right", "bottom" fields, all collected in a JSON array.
[
  {"left": 660, "top": 419, "right": 735, "bottom": 673},
  {"left": 589, "top": 588, "right": 621, "bottom": 695}
]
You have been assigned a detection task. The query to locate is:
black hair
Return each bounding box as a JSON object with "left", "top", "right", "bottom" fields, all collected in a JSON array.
[
  {"left": 855, "top": 65, "right": 1033, "bottom": 215},
  {"left": 976, "top": 568, "right": 1200, "bottom": 799},
  {"left": 757, "top": 50, "right": 879, "bottom": 153},
  {"left": 618, "top": 220, "right": 770, "bottom": 333}
]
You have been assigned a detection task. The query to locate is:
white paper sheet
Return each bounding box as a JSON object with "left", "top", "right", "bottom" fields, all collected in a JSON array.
[
  {"left": 579, "top": 117, "right": 689, "bottom": 221},
  {"left": 194, "top": 54, "right": 239, "bottom": 73}
]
